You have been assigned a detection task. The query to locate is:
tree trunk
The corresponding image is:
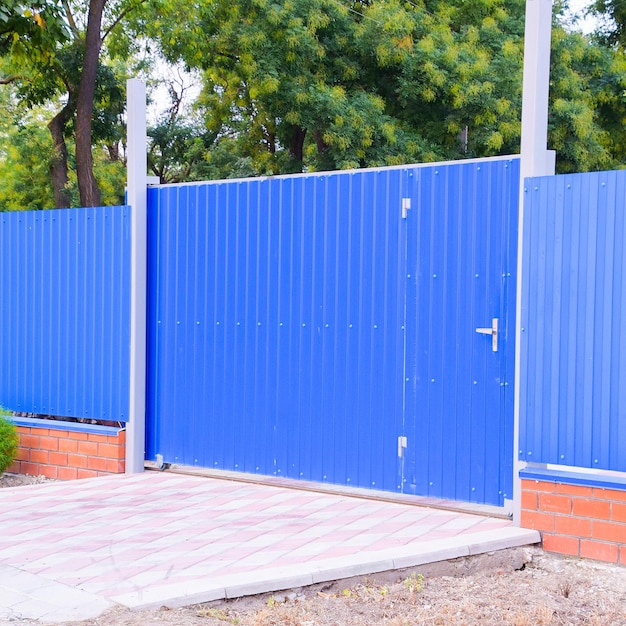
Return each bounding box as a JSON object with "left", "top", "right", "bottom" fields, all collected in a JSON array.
[
  {"left": 75, "top": 0, "right": 107, "bottom": 207},
  {"left": 47, "top": 104, "right": 73, "bottom": 209},
  {"left": 314, "top": 129, "right": 328, "bottom": 155},
  {"left": 289, "top": 125, "right": 307, "bottom": 164}
]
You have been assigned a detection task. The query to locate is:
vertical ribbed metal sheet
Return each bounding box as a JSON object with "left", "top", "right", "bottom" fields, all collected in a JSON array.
[
  {"left": 403, "top": 158, "right": 519, "bottom": 505},
  {"left": 146, "top": 170, "right": 407, "bottom": 491},
  {"left": 521, "top": 171, "right": 626, "bottom": 472},
  {"left": 147, "top": 157, "right": 520, "bottom": 504},
  {"left": 0, "top": 207, "right": 131, "bottom": 421}
]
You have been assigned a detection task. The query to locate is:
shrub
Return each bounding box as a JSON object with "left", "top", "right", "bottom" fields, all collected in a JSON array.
[{"left": 0, "top": 409, "right": 18, "bottom": 475}]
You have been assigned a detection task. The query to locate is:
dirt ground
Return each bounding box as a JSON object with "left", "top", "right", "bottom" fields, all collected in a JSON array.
[{"left": 2, "top": 473, "right": 626, "bottom": 625}]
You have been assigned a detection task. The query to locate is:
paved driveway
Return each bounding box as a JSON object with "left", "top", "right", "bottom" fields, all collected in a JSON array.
[{"left": 0, "top": 472, "right": 539, "bottom": 623}]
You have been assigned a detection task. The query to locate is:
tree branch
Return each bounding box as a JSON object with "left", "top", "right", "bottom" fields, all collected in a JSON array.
[
  {"left": 0, "top": 75, "right": 23, "bottom": 85},
  {"left": 102, "top": 0, "right": 148, "bottom": 42},
  {"left": 62, "top": 0, "right": 81, "bottom": 38}
]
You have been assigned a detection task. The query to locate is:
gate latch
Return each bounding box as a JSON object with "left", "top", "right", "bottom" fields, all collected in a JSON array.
[
  {"left": 398, "top": 436, "right": 408, "bottom": 458},
  {"left": 476, "top": 318, "right": 499, "bottom": 352}
]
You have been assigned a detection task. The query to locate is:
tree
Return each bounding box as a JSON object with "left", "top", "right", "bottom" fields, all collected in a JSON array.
[
  {"left": 0, "top": 1, "right": 135, "bottom": 208},
  {"left": 137, "top": 0, "right": 626, "bottom": 177},
  {"left": 591, "top": 0, "right": 626, "bottom": 46},
  {"left": 0, "top": 86, "right": 125, "bottom": 211}
]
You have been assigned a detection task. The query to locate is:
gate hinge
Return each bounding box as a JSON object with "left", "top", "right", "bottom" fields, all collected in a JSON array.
[
  {"left": 401, "top": 198, "right": 411, "bottom": 219},
  {"left": 398, "top": 436, "right": 408, "bottom": 458}
]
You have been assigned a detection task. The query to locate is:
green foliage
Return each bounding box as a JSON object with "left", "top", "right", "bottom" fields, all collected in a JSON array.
[
  {"left": 135, "top": 0, "right": 626, "bottom": 177},
  {"left": 0, "top": 409, "right": 18, "bottom": 475},
  {"left": 2, "top": 0, "right": 626, "bottom": 199},
  {"left": 0, "top": 122, "right": 57, "bottom": 210},
  {"left": 0, "top": 1, "right": 132, "bottom": 208},
  {"left": 592, "top": 0, "right": 626, "bottom": 47},
  {"left": 0, "top": 86, "right": 125, "bottom": 210}
]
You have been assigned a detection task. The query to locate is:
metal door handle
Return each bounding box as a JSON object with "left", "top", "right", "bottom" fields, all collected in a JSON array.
[{"left": 476, "top": 318, "right": 498, "bottom": 352}]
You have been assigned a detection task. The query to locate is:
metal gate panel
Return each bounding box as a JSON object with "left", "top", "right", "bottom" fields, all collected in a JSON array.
[
  {"left": 146, "top": 169, "right": 407, "bottom": 491},
  {"left": 403, "top": 158, "right": 519, "bottom": 505}
]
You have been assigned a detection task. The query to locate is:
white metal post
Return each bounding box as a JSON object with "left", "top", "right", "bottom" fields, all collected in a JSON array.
[
  {"left": 513, "top": 0, "right": 555, "bottom": 523},
  {"left": 126, "top": 78, "right": 147, "bottom": 474}
]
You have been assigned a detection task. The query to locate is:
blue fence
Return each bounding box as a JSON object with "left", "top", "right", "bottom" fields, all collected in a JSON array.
[
  {"left": 520, "top": 170, "right": 626, "bottom": 473},
  {"left": 0, "top": 207, "right": 131, "bottom": 422},
  {"left": 146, "top": 157, "right": 519, "bottom": 506}
]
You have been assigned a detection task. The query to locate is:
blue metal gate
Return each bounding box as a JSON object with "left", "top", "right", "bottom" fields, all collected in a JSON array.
[
  {"left": 403, "top": 159, "right": 519, "bottom": 505},
  {"left": 146, "top": 157, "right": 519, "bottom": 506}
]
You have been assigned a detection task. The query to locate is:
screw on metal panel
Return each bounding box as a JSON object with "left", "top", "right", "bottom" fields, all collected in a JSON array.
[
  {"left": 472, "top": 487, "right": 476, "bottom": 491},
  {"left": 258, "top": 322, "right": 261, "bottom": 326},
  {"left": 216, "top": 321, "right": 220, "bottom": 325},
  {"left": 431, "top": 379, "right": 435, "bottom": 383},
  {"left": 302, "top": 323, "right": 306, "bottom": 327},
  {"left": 406, "top": 378, "right": 410, "bottom": 382},
  {"left": 433, "top": 274, "right": 437, "bottom": 278},
  {"left": 349, "top": 324, "right": 353, "bottom": 328},
  {"left": 407, "top": 274, "right": 411, "bottom": 278},
  {"left": 325, "top": 323, "right": 329, "bottom": 328},
  {"left": 429, "top": 481, "right": 433, "bottom": 486},
  {"left": 473, "top": 381, "right": 477, "bottom": 385},
  {"left": 374, "top": 324, "right": 378, "bottom": 329}
]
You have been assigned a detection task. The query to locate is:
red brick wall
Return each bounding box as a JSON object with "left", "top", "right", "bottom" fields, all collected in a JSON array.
[
  {"left": 9, "top": 425, "right": 126, "bottom": 480},
  {"left": 521, "top": 478, "right": 626, "bottom": 565}
]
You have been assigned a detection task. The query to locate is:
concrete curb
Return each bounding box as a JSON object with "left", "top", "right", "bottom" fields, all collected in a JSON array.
[{"left": 111, "top": 527, "right": 540, "bottom": 611}]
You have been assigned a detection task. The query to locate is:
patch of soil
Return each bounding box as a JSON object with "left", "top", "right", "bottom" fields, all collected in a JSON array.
[
  {"left": 0, "top": 472, "right": 55, "bottom": 488},
  {"left": 6, "top": 550, "right": 626, "bottom": 625}
]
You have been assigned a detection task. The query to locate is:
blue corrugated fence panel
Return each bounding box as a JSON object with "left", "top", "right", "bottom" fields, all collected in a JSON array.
[
  {"left": 521, "top": 170, "right": 626, "bottom": 472},
  {"left": 146, "top": 169, "right": 407, "bottom": 491},
  {"left": 0, "top": 207, "right": 131, "bottom": 421}
]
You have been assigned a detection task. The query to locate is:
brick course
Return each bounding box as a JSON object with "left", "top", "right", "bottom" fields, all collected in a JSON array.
[
  {"left": 8, "top": 425, "right": 126, "bottom": 479},
  {"left": 521, "top": 478, "right": 626, "bottom": 566}
]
